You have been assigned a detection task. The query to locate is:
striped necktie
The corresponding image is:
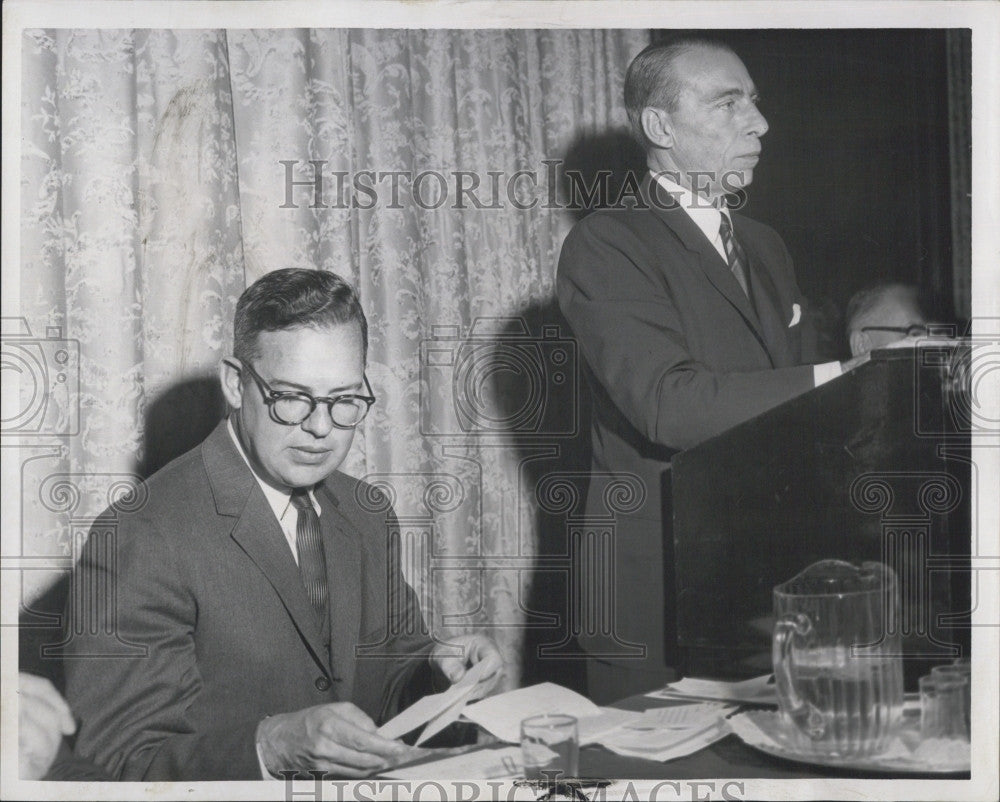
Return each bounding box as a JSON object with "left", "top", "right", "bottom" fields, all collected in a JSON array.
[
  {"left": 290, "top": 490, "right": 329, "bottom": 621},
  {"left": 719, "top": 213, "right": 751, "bottom": 298}
]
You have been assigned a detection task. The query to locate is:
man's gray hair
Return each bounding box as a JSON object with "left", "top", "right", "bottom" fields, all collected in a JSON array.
[
  {"left": 845, "top": 282, "right": 923, "bottom": 333},
  {"left": 624, "top": 36, "right": 736, "bottom": 147}
]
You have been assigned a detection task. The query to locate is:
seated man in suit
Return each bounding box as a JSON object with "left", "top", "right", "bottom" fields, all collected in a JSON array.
[
  {"left": 845, "top": 282, "right": 929, "bottom": 356},
  {"left": 557, "top": 36, "right": 868, "bottom": 703},
  {"left": 63, "top": 269, "right": 501, "bottom": 780}
]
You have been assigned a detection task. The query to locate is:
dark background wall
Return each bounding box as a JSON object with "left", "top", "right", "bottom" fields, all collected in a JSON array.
[{"left": 652, "top": 29, "right": 970, "bottom": 359}]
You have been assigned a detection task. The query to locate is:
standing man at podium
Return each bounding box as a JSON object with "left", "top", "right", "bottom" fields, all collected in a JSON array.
[{"left": 557, "top": 37, "right": 865, "bottom": 703}]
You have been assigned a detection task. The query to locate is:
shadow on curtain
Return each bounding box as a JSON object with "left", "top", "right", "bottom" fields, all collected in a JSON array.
[{"left": 16, "top": 27, "right": 650, "bottom": 689}]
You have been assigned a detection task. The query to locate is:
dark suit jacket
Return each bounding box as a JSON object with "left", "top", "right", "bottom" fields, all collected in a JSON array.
[
  {"left": 43, "top": 740, "right": 113, "bottom": 781},
  {"left": 63, "top": 421, "right": 434, "bottom": 780},
  {"left": 556, "top": 176, "right": 817, "bottom": 672}
]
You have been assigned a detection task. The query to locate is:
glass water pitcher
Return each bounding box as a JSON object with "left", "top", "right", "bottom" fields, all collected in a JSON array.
[{"left": 772, "top": 560, "right": 904, "bottom": 758}]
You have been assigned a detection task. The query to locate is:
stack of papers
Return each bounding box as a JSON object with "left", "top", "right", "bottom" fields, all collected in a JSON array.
[
  {"left": 647, "top": 674, "right": 777, "bottom": 706},
  {"left": 598, "top": 703, "right": 734, "bottom": 761},
  {"left": 379, "top": 679, "right": 741, "bottom": 771},
  {"left": 383, "top": 746, "right": 523, "bottom": 780},
  {"left": 462, "top": 683, "right": 734, "bottom": 763},
  {"left": 461, "top": 682, "right": 604, "bottom": 743}
]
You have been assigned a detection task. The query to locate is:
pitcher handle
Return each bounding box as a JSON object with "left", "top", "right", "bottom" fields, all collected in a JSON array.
[{"left": 773, "top": 613, "right": 827, "bottom": 740}]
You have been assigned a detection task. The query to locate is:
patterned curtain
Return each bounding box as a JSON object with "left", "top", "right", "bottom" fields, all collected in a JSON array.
[{"left": 16, "top": 28, "right": 649, "bottom": 685}]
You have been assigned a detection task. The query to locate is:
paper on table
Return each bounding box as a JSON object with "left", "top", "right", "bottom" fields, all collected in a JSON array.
[
  {"left": 415, "top": 690, "right": 467, "bottom": 746},
  {"left": 377, "top": 658, "right": 490, "bottom": 742},
  {"left": 629, "top": 702, "right": 734, "bottom": 730},
  {"left": 382, "top": 746, "right": 522, "bottom": 780},
  {"left": 647, "top": 674, "right": 776, "bottom": 705},
  {"left": 577, "top": 707, "right": 644, "bottom": 744},
  {"left": 602, "top": 718, "right": 731, "bottom": 762},
  {"left": 461, "top": 682, "right": 602, "bottom": 743}
]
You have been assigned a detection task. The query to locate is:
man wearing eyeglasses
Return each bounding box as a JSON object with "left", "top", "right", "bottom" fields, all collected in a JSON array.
[
  {"left": 845, "top": 282, "right": 930, "bottom": 356},
  {"left": 63, "top": 269, "right": 502, "bottom": 780}
]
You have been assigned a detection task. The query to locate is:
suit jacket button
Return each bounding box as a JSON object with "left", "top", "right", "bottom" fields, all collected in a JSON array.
[{"left": 315, "top": 676, "right": 331, "bottom": 692}]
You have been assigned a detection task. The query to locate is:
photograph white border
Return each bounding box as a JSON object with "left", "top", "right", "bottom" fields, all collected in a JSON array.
[{"left": 2, "top": 2, "right": 997, "bottom": 801}]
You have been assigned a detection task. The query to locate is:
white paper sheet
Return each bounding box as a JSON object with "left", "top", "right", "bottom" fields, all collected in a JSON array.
[
  {"left": 582, "top": 702, "right": 735, "bottom": 761},
  {"left": 646, "top": 674, "right": 777, "bottom": 705},
  {"left": 460, "top": 682, "right": 602, "bottom": 743},
  {"left": 377, "top": 658, "right": 490, "bottom": 742},
  {"left": 602, "top": 718, "right": 732, "bottom": 762},
  {"left": 628, "top": 702, "right": 733, "bottom": 730},
  {"left": 577, "top": 707, "right": 644, "bottom": 743},
  {"left": 414, "top": 690, "right": 468, "bottom": 746},
  {"left": 382, "top": 746, "right": 523, "bottom": 780}
]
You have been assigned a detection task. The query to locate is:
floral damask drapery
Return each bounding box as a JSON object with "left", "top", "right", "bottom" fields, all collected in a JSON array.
[{"left": 17, "top": 28, "right": 649, "bottom": 683}]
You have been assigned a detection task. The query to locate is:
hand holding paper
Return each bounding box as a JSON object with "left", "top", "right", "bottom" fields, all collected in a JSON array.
[
  {"left": 430, "top": 633, "right": 504, "bottom": 702},
  {"left": 257, "top": 701, "right": 414, "bottom": 778},
  {"left": 377, "top": 657, "right": 493, "bottom": 744}
]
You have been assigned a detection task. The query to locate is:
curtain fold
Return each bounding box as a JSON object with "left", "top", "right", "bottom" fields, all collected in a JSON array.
[
  {"left": 18, "top": 29, "right": 246, "bottom": 607},
  {"left": 18, "top": 27, "right": 649, "bottom": 682}
]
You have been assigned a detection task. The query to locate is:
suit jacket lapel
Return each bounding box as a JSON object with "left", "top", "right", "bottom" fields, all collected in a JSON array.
[
  {"left": 318, "top": 484, "right": 362, "bottom": 700},
  {"left": 642, "top": 177, "right": 770, "bottom": 356},
  {"left": 736, "top": 217, "right": 795, "bottom": 367},
  {"left": 203, "top": 421, "right": 333, "bottom": 676}
]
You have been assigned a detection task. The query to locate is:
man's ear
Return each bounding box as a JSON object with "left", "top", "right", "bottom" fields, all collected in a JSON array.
[
  {"left": 849, "top": 330, "right": 869, "bottom": 358},
  {"left": 640, "top": 106, "right": 674, "bottom": 149},
  {"left": 219, "top": 358, "right": 244, "bottom": 410}
]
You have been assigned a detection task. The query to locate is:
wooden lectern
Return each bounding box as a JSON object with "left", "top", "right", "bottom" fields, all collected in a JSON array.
[{"left": 670, "top": 345, "right": 973, "bottom": 685}]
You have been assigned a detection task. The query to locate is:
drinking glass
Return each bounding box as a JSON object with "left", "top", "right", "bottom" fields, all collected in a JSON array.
[
  {"left": 520, "top": 714, "right": 579, "bottom": 780},
  {"left": 927, "top": 665, "right": 970, "bottom": 740}
]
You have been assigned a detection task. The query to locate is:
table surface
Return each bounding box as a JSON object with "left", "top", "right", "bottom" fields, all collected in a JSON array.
[
  {"left": 395, "top": 693, "right": 971, "bottom": 781},
  {"left": 580, "top": 694, "right": 948, "bottom": 780}
]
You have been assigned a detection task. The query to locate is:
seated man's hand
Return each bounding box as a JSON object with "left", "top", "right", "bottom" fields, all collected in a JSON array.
[
  {"left": 19, "top": 673, "right": 76, "bottom": 780},
  {"left": 430, "top": 633, "right": 504, "bottom": 701},
  {"left": 256, "top": 702, "right": 417, "bottom": 777}
]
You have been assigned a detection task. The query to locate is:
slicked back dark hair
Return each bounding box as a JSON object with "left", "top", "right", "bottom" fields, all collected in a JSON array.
[
  {"left": 625, "top": 36, "right": 736, "bottom": 146},
  {"left": 233, "top": 268, "right": 368, "bottom": 363}
]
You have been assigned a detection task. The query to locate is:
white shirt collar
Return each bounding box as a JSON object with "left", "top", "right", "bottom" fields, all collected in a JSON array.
[
  {"left": 226, "top": 417, "right": 320, "bottom": 524},
  {"left": 651, "top": 171, "right": 732, "bottom": 251}
]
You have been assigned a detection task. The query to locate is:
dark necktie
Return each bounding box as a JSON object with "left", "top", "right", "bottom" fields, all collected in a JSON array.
[
  {"left": 290, "top": 490, "right": 329, "bottom": 622},
  {"left": 719, "top": 213, "right": 751, "bottom": 298}
]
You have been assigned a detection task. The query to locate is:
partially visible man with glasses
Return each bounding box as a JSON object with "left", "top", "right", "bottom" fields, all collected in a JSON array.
[
  {"left": 845, "top": 282, "right": 930, "bottom": 357},
  {"left": 64, "top": 269, "right": 502, "bottom": 781}
]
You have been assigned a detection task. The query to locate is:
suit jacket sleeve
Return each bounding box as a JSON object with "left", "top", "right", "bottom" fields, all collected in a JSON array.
[
  {"left": 64, "top": 514, "right": 262, "bottom": 780},
  {"left": 557, "top": 213, "right": 816, "bottom": 452}
]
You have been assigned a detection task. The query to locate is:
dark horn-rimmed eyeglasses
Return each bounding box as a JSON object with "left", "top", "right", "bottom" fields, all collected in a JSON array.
[{"left": 234, "top": 360, "right": 376, "bottom": 428}]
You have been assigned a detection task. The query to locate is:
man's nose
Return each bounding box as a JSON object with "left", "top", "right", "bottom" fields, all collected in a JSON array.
[
  {"left": 301, "top": 403, "right": 335, "bottom": 437},
  {"left": 746, "top": 103, "right": 769, "bottom": 138}
]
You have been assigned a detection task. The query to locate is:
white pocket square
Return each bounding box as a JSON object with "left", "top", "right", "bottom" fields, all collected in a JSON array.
[{"left": 788, "top": 303, "right": 802, "bottom": 328}]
